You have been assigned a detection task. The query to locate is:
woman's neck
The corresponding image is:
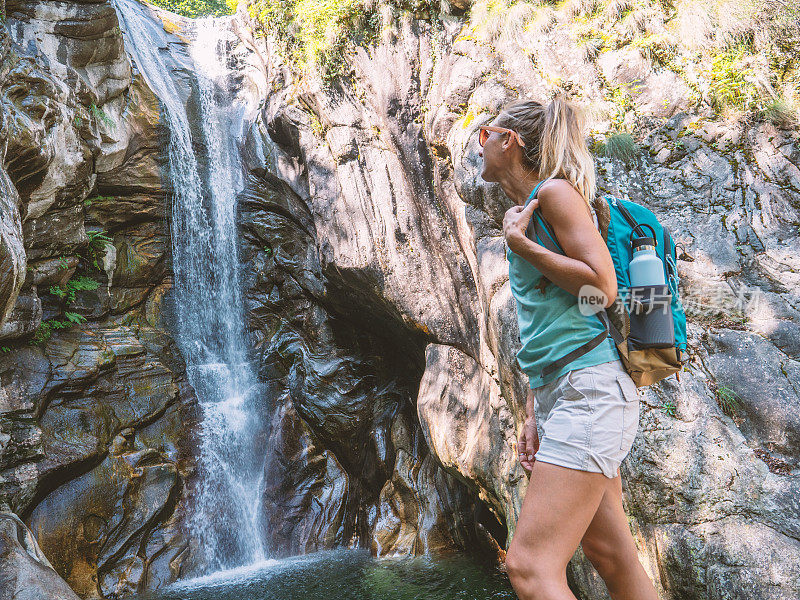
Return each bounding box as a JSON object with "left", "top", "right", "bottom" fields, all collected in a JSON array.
[{"left": 497, "top": 164, "right": 542, "bottom": 206}]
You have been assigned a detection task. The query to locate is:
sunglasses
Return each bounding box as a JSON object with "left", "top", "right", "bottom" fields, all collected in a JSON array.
[{"left": 478, "top": 125, "right": 526, "bottom": 148}]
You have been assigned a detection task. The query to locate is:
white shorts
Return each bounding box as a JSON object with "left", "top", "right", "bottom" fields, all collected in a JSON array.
[{"left": 532, "top": 359, "right": 640, "bottom": 479}]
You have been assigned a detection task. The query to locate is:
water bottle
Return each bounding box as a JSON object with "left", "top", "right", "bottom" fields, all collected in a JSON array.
[
  {"left": 627, "top": 236, "right": 674, "bottom": 349},
  {"left": 629, "top": 237, "right": 665, "bottom": 286}
]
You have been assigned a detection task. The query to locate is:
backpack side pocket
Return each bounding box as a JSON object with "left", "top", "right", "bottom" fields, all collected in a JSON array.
[{"left": 627, "top": 284, "right": 675, "bottom": 350}]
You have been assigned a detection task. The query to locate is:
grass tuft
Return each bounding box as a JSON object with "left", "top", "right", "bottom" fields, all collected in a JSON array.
[{"left": 597, "top": 131, "right": 638, "bottom": 163}]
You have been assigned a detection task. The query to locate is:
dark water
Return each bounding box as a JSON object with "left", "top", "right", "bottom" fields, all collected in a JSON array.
[{"left": 131, "top": 548, "right": 517, "bottom": 600}]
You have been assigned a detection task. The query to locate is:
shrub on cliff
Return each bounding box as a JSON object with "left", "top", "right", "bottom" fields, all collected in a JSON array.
[
  {"left": 246, "top": 0, "right": 438, "bottom": 80},
  {"left": 146, "top": 0, "right": 236, "bottom": 18}
]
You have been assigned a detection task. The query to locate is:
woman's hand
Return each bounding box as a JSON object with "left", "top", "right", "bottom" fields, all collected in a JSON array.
[
  {"left": 518, "top": 414, "right": 539, "bottom": 476},
  {"left": 503, "top": 196, "right": 539, "bottom": 254}
]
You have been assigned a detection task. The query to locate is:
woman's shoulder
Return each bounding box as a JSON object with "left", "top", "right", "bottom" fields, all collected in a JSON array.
[
  {"left": 536, "top": 178, "right": 585, "bottom": 216},
  {"left": 537, "top": 177, "right": 579, "bottom": 199}
]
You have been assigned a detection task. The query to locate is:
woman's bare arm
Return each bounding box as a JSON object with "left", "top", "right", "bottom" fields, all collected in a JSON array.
[
  {"left": 509, "top": 179, "right": 617, "bottom": 307},
  {"left": 526, "top": 388, "right": 535, "bottom": 419}
]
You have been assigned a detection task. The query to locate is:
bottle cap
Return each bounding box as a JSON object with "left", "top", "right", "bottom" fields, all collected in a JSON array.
[{"left": 632, "top": 236, "right": 656, "bottom": 249}]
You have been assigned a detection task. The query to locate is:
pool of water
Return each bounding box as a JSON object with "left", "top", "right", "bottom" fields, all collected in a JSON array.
[{"left": 130, "top": 548, "right": 517, "bottom": 600}]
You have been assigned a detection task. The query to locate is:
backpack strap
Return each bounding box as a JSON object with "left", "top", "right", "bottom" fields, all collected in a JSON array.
[
  {"left": 531, "top": 210, "right": 562, "bottom": 254},
  {"left": 524, "top": 178, "right": 563, "bottom": 253},
  {"left": 540, "top": 309, "right": 624, "bottom": 377}
]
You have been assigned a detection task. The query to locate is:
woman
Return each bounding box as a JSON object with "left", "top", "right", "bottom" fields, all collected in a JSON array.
[{"left": 477, "top": 97, "right": 660, "bottom": 600}]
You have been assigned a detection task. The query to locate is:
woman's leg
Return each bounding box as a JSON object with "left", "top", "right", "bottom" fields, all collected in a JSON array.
[
  {"left": 505, "top": 460, "right": 614, "bottom": 600},
  {"left": 580, "top": 473, "right": 659, "bottom": 600}
]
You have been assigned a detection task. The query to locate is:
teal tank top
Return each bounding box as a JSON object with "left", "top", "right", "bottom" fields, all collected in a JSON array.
[{"left": 507, "top": 180, "right": 620, "bottom": 389}]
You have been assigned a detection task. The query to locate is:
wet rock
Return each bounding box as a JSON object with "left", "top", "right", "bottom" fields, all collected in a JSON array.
[
  {"left": 94, "top": 75, "right": 165, "bottom": 198},
  {"left": 0, "top": 167, "right": 25, "bottom": 330},
  {"left": 30, "top": 326, "right": 181, "bottom": 482},
  {"left": 0, "top": 512, "right": 80, "bottom": 600},
  {"left": 240, "top": 142, "right": 497, "bottom": 560},
  {"left": 1, "top": 51, "right": 95, "bottom": 220},
  {"left": 260, "top": 399, "right": 350, "bottom": 556},
  {"left": 372, "top": 406, "right": 493, "bottom": 557},
  {"left": 0, "top": 1, "right": 201, "bottom": 597},
  {"left": 0, "top": 292, "right": 42, "bottom": 340},
  {"left": 28, "top": 446, "right": 185, "bottom": 598},
  {"left": 6, "top": 0, "right": 130, "bottom": 105}
]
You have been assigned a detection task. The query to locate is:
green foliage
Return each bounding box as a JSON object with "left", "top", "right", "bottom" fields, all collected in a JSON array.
[
  {"left": 63, "top": 311, "right": 87, "bottom": 325},
  {"left": 31, "top": 322, "right": 52, "bottom": 346},
  {"left": 146, "top": 0, "right": 234, "bottom": 17},
  {"left": 87, "top": 230, "right": 112, "bottom": 248},
  {"left": 596, "top": 131, "right": 638, "bottom": 163},
  {"left": 605, "top": 83, "right": 635, "bottom": 127},
  {"left": 762, "top": 98, "right": 798, "bottom": 127},
  {"left": 89, "top": 104, "right": 115, "bottom": 130},
  {"left": 26, "top": 223, "right": 113, "bottom": 347},
  {"left": 715, "top": 385, "right": 741, "bottom": 416},
  {"left": 49, "top": 276, "right": 100, "bottom": 305},
  {"left": 630, "top": 32, "right": 677, "bottom": 69},
  {"left": 605, "top": 0, "right": 633, "bottom": 21},
  {"left": 0, "top": 346, "right": 11, "bottom": 353},
  {"left": 660, "top": 397, "right": 676, "bottom": 416},
  {"left": 248, "top": 0, "right": 438, "bottom": 80},
  {"left": 30, "top": 275, "right": 99, "bottom": 346},
  {"left": 31, "top": 318, "right": 72, "bottom": 346},
  {"left": 249, "top": 0, "right": 379, "bottom": 79},
  {"left": 86, "top": 229, "right": 113, "bottom": 270},
  {"left": 708, "top": 45, "right": 761, "bottom": 115}
]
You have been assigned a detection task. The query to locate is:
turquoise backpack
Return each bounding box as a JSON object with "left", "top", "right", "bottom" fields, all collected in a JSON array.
[{"left": 527, "top": 185, "right": 689, "bottom": 387}]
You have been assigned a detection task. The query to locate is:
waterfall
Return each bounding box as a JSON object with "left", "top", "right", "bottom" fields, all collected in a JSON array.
[{"left": 113, "top": 0, "right": 268, "bottom": 573}]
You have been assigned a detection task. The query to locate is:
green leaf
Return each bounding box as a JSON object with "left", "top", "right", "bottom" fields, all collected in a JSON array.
[{"left": 49, "top": 285, "right": 68, "bottom": 298}]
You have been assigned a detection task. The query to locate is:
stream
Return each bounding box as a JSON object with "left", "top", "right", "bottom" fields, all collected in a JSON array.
[{"left": 129, "top": 548, "right": 516, "bottom": 600}]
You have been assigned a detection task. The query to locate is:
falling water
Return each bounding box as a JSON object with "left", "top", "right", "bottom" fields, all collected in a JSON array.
[{"left": 114, "top": 0, "right": 267, "bottom": 573}]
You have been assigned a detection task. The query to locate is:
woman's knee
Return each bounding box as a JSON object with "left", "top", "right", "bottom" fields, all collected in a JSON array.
[
  {"left": 505, "top": 543, "right": 558, "bottom": 586},
  {"left": 506, "top": 543, "right": 533, "bottom": 582},
  {"left": 581, "top": 538, "right": 635, "bottom": 580}
]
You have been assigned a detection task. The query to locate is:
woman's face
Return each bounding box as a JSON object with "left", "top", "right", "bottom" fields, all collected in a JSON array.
[{"left": 479, "top": 117, "right": 515, "bottom": 183}]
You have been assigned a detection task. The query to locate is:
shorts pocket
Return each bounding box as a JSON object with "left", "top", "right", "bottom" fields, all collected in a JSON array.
[
  {"left": 563, "top": 369, "right": 591, "bottom": 408},
  {"left": 617, "top": 373, "right": 639, "bottom": 450},
  {"left": 561, "top": 371, "right": 586, "bottom": 400}
]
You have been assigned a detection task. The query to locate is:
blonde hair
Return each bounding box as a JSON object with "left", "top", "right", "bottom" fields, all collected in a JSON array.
[{"left": 496, "top": 96, "right": 597, "bottom": 206}]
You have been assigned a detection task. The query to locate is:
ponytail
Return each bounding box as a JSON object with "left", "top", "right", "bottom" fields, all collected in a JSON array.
[{"left": 496, "top": 96, "right": 597, "bottom": 205}]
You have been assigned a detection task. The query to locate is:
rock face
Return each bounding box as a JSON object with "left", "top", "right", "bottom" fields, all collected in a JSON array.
[{"left": 1, "top": 0, "right": 799, "bottom": 599}]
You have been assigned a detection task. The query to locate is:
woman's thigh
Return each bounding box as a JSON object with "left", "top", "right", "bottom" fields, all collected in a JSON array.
[
  {"left": 580, "top": 474, "right": 640, "bottom": 567},
  {"left": 509, "top": 459, "right": 616, "bottom": 573}
]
